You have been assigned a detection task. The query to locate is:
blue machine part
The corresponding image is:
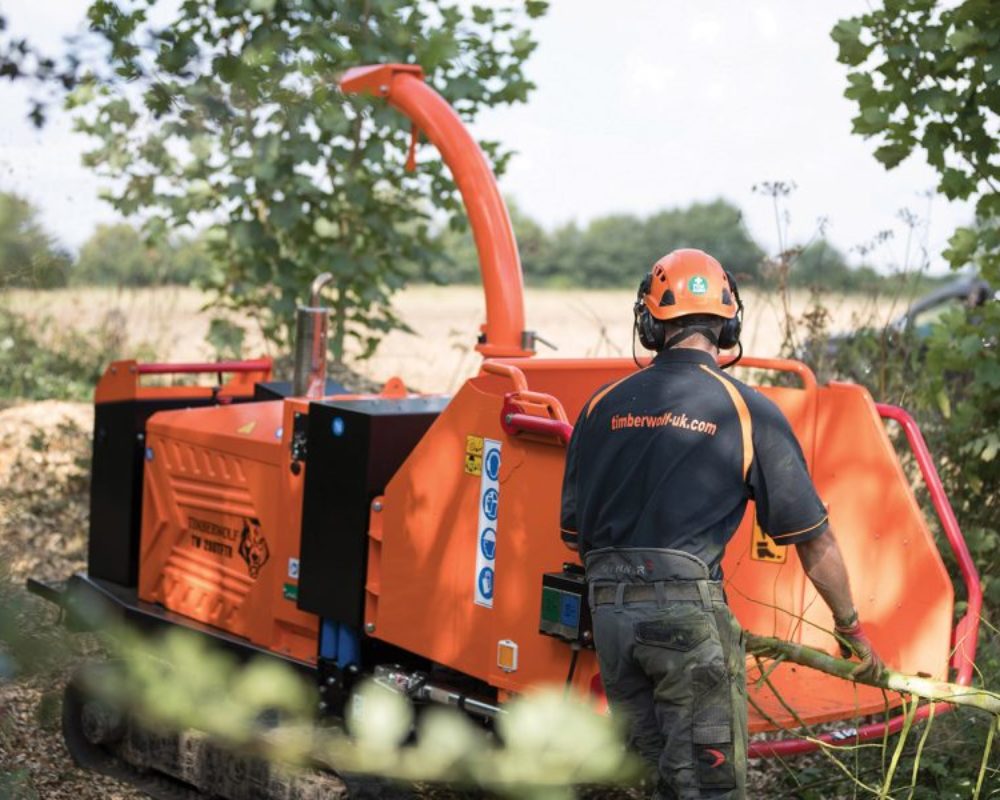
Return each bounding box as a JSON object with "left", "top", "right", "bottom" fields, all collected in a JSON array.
[
  {"left": 320, "top": 619, "right": 340, "bottom": 661},
  {"left": 319, "top": 620, "right": 361, "bottom": 667},
  {"left": 336, "top": 625, "right": 360, "bottom": 667}
]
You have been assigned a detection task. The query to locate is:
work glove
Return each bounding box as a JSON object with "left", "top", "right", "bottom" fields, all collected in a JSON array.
[{"left": 834, "top": 614, "right": 885, "bottom": 683}]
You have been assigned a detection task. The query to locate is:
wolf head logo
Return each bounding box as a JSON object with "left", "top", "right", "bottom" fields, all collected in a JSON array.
[{"left": 238, "top": 517, "right": 270, "bottom": 578}]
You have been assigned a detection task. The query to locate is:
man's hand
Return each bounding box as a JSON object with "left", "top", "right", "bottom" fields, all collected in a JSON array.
[{"left": 834, "top": 617, "right": 885, "bottom": 683}]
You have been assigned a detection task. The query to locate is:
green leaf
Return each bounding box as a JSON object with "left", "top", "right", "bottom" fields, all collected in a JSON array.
[
  {"left": 844, "top": 72, "right": 875, "bottom": 103},
  {"left": 874, "top": 142, "right": 911, "bottom": 169},
  {"left": 939, "top": 167, "right": 975, "bottom": 199},
  {"left": 831, "top": 18, "right": 871, "bottom": 66},
  {"left": 525, "top": 1, "right": 548, "bottom": 19},
  {"left": 936, "top": 388, "right": 951, "bottom": 419},
  {"left": 313, "top": 217, "right": 338, "bottom": 239},
  {"left": 948, "top": 24, "right": 984, "bottom": 52},
  {"left": 944, "top": 226, "right": 979, "bottom": 266}
]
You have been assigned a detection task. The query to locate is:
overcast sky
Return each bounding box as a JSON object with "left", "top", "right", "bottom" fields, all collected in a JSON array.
[{"left": 0, "top": 1, "right": 972, "bottom": 273}]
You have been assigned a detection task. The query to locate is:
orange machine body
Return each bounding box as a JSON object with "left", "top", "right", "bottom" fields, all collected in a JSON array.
[
  {"left": 365, "top": 356, "right": 953, "bottom": 732},
  {"left": 137, "top": 397, "right": 321, "bottom": 663}
]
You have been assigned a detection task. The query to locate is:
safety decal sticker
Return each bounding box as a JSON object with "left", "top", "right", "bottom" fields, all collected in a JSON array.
[
  {"left": 750, "top": 521, "right": 787, "bottom": 564},
  {"left": 474, "top": 438, "right": 501, "bottom": 608},
  {"left": 288, "top": 557, "right": 300, "bottom": 579},
  {"left": 464, "top": 434, "right": 484, "bottom": 476},
  {"left": 688, "top": 275, "right": 708, "bottom": 295}
]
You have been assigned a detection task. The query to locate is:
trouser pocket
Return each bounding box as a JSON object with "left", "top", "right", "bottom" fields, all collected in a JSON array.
[
  {"left": 691, "top": 657, "right": 736, "bottom": 790},
  {"left": 633, "top": 608, "right": 715, "bottom": 706}
]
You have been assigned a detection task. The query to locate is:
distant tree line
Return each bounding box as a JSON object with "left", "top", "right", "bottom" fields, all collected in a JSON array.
[
  {"left": 0, "top": 190, "right": 213, "bottom": 289},
  {"left": 1, "top": 189, "right": 901, "bottom": 293},
  {"left": 431, "top": 197, "right": 891, "bottom": 291}
]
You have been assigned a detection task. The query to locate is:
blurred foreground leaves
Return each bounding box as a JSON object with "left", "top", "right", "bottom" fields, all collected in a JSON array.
[{"left": 3, "top": 576, "right": 637, "bottom": 799}]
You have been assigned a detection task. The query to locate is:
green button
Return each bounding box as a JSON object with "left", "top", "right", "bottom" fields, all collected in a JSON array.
[{"left": 541, "top": 587, "right": 561, "bottom": 623}]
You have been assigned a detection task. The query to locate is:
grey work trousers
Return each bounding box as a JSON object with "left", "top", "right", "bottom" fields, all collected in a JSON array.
[{"left": 586, "top": 548, "right": 748, "bottom": 800}]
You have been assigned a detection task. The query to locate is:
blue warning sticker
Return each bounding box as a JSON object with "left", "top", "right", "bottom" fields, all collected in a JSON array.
[
  {"left": 478, "top": 566, "right": 495, "bottom": 600},
  {"left": 482, "top": 488, "right": 499, "bottom": 521},
  {"left": 480, "top": 527, "right": 496, "bottom": 560},
  {"left": 485, "top": 448, "right": 501, "bottom": 481},
  {"left": 474, "top": 439, "right": 502, "bottom": 608}
]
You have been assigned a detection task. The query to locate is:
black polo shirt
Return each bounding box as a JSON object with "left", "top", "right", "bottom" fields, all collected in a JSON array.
[{"left": 560, "top": 349, "right": 828, "bottom": 579}]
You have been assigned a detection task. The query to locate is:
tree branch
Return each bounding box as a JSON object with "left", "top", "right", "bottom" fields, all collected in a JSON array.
[{"left": 747, "top": 633, "right": 1000, "bottom": 716}]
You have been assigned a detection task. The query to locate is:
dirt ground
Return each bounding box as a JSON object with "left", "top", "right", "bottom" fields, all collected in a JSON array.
[
  {"left": 0, "top": 401, "right": 147, "bottom": 800},
  {"left": 7, "top": 284, "right": 902, "bottom": 394}
]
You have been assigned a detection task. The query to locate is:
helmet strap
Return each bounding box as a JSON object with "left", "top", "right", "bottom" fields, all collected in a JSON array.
[{"left": 662, "top": 325, "right": 719, "bottom": 351}]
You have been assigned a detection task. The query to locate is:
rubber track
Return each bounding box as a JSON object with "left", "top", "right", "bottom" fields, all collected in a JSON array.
[
  {"left": 63, "top": 673, "right": 418, "bottom": 800},
  {"left": 63, "top": 678, "right": 205, "bottom": 800}
]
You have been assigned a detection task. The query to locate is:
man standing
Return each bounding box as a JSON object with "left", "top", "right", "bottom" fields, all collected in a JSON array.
[{"left": 560, "top": 249, "right": 883, "bottom": 799}]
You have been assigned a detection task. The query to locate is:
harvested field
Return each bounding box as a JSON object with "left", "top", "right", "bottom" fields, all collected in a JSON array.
[{"left": 6, "top": 284, "right": 905, "bottom": 393}]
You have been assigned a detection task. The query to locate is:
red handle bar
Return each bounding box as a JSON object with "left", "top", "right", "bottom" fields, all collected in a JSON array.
[
  {"left": 135, "top": 359, "right": 272, "bottom": 375},
  {"left": 503, "top": 412, "right": 573, "bottom": 445},
  {"left": 751, "top": 403, "right": 981, "bottom": 758}
]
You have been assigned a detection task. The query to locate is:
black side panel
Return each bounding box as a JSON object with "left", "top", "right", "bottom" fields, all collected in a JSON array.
[
  {"left": 87, "top": 398, "right": 216, "bottom": 587},
  {"left": 253, "top": 379, "right": 349, "bottom": 402},
  {"left": 297, "top": 397, "right": 448, "bottom": 625}
]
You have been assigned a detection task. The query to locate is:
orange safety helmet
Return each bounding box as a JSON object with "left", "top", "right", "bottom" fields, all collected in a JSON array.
[
  {"left": 634, "top": 248, "right": 744, "bottom": 354},
  {"left": 641, "top": 248, "right": 738, "bottom": 322}
]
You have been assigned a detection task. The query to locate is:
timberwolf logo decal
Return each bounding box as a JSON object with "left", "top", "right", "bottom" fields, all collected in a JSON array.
[{"left": 239, "top": 517, "right": 270, "bottom": 578}]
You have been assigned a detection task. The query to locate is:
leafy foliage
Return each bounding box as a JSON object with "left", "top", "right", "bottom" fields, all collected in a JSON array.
[
  {"left": 71, "top": 0, "right": 547, "bottom": 360},
  {"left": 0, "top": 191, "right": 72, "bottom": 289},
  {"left": 0, "top": 12, "right": 79, "bottom": 127},
  {"left": 0, "top": 306, "right": 136, "bottom": 401},
  {"left": 833, "top": 0, "right": 999, "bottom": 609}
]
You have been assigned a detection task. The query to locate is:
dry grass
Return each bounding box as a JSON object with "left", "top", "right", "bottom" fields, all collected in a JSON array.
[{"left": 6, "top": 284, "right": 901, "bottom": 393}]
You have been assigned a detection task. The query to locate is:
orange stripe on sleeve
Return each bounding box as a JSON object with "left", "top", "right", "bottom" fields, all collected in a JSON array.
[
  {"left": 699, "top": 365, "right": 754, "bottom": 480},
  {"left": 769, "top": 516, "right": 829, "bottom": 541}
]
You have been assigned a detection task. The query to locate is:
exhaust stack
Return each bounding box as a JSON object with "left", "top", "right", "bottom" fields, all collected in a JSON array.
[{"left": 293, "top": 272, "right": 335, "bottom": 398}]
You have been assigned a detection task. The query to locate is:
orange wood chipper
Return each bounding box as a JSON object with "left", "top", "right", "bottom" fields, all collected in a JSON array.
[{"left": 30, "top": 63, "right": 982, "bottom": 797}]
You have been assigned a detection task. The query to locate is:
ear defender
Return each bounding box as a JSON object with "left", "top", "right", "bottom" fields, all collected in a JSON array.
[
  {"left": 634, "top": 274, "right": 665, "bottom": 351},
  {"left": 717, "top": 271, "right": 744, "bottom": 350}
]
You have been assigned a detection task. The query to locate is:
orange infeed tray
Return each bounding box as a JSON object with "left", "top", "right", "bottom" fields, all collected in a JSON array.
[
  {"left": 367, "top": 356, "right": 954, "bottom": 732},
  {"left": 747, "top": 660, "right": 901, "bottom": 732},
  {"left": 138, "top": 399, "right": 319, "bottom": 663}
]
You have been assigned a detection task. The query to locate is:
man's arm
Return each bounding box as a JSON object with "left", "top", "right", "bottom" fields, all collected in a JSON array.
[
  {"left": 796, "top": 529, "right": 884, "bottom": 681},
  {"left": 795, "top": 529, "right": 856, "bottom": 623}
]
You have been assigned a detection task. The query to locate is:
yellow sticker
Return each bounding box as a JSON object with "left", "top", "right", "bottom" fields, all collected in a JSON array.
[
  {"left": 750, "top": 522, "right": 787, "bottom": 564},
  {"left": 237, "top": 420, "right": 257, "bottom": 435},
  {"left": 464, "top": 435, "right": 484, "bottom": 475}
]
